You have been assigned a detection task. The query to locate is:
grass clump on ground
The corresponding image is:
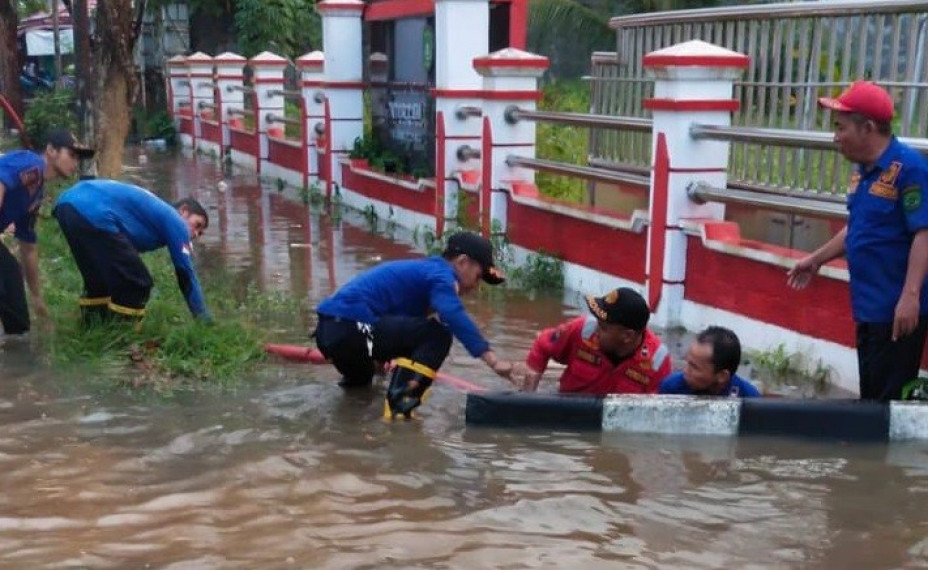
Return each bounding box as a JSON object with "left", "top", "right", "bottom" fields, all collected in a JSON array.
[{"left": 27, "top": 180, "right": 306, "bottom": 393}]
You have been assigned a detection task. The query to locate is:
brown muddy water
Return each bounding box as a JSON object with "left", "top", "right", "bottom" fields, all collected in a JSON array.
[{"left": 0, "top": 149, "right": 926, "bottom": 569}]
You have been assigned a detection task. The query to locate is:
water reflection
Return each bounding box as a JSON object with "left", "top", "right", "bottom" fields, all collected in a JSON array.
[{"left": 0, "top": 150, "right": 923, "bottom": 567}]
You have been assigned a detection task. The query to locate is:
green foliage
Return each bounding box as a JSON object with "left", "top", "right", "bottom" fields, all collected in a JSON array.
[
  {"left": 234, "top": 0, "right": 322, "bottom": 60},
  {"left": 509, "top": 250, "right": 564, "bottom": 292},
  {"left": 283, "top": 99, "right": 302, "bottom": 139},
  {"left": 22, "top": 89, "right": 77, "bottom": 149},
  {"left": 133, "top": 107, "right": 177, "bottom": 145},
  {"left": 16, "top": 0, "right": 48, "bottom": 18},
  {"left": 305, "top": 182, "right": 324, "bottom": 206},
  {"left": 349, "top": 135, "right": 407, "bottom": 175},
  {"left": 362, "top": 203, "right": 378, "bottom": 231},
  {"left": 527, "top": 0, "right": 613, "bottom": 79},
  {"left": 536, "top": 80, "right": 590, "bottom": 203},
  {"left": 748, "top": 343, "right": 832, "bottom": 396}
]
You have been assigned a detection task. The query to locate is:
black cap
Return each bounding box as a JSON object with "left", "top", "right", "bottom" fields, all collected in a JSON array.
[
  {"left": 585, "top": 287, "right": 650, "bottom": 331},
  {"left": 443, "top": 231, "right": 506, "bottom": 285},
  {"left": 46, "top": 128, "right": 95, "bottom": 159}
]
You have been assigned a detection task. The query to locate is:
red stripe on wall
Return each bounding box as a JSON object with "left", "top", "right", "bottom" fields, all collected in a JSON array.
[
  {"left": 642, "top": 54, "right": 750, "bottom": 68},
  {"left": 268, "top": 138, "right": 305, "bottom": 172},
  {"left": 230, "top": 128, "right": 259, "bottom": 158},
  {"left": 341, "top": 164, "right": 436, "bottom": 216},
  {"left": 509, "top": 0, "right": 527, "bottom": 49},
  {"left": 365, "top": 0, "right": 433, "bottom": 20},
  {"left": 301, "top": 80, "right": 366, "bottom": 89},
  {"left": 683, "top": 235, "right": 855, "bottom": 347},
  {"left": 507, "top": 197, "right": 647, "bottom": 283},
  {"left": 647, "top": 133, "right": 669, "bottom": 311},
  {"left": 200, "top": 121, "right": 222, "bottom": 144},
  {"left": 472, "top": 57, "right": 549, "bottom": 69}
]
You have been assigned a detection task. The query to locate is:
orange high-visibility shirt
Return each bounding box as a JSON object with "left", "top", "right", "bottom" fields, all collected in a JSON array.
[{"left": 526, "top": 316, "right": 672, "bottom": 395}]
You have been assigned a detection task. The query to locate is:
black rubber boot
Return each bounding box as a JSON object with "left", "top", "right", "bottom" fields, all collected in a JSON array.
[{"left": 385, "top": 365, "right": 433, "bottom": 420}]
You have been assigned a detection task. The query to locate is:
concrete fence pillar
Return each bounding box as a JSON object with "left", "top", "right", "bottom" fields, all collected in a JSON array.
[
  {"left": 186, "top": 52, "right": 214, "bottom": 152},
  {"left": 213, "top": 52, "right": 247, "bottom": 154},
  {"left": 473, "top": 48, "right": 548, "bottom": 236},
  {"left": 642, "top": 39, "right": 749, "bottom": 327},
  {"left": 166, "top": 55, "right": 188, "bottom": 123},
  {"left": 250, "top": 51, "right": 289, "bottom": 174},
  {"left": 433, "top": 0, "right": 490, "bottom": 229},
  {"left": 317, "top": 0, "right": 364, "bottom": 186},
  {"left": 298, "top": 51, "right": 326, "bottom": 188}
]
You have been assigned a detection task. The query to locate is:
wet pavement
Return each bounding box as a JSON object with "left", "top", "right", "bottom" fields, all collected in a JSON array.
[{"left": 0, "top": 148, "right": 924, "bottom": 568}]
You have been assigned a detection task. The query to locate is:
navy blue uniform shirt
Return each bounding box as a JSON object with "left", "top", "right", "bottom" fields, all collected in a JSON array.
[
  {"left": 659, "top": 371, "right": 761, "bottom": 397},
  {"left": 317, "top": 256, "right": 490, "bottom": 357},
  {"left": 0, "top": 151, "right": 45, "bottom": 243},
  {"left": 846, "top": 136, "right": 928, "bottom": 323}
]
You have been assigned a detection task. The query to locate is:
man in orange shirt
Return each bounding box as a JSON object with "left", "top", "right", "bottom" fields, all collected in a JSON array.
[{"left": 516, "top": 287, "right": 672, "bottom": 395}]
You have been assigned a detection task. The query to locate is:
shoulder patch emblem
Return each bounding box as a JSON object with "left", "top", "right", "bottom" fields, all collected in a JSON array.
[
  {"left": 903, "top": 185, "right": 922, "bottom": 213},
  {"left": 870, "top": 161, "right": 903, "bottom": 201},
  {"left": 879, "top": 161, "right": 903, "bottom": 186},
  {"left": 19, "top": 167, "right": 42, "bottom": 194}
]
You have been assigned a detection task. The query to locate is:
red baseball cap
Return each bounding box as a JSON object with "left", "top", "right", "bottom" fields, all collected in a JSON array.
[{"left": 818, "top": 81, "right": 894, "bottom": 122}]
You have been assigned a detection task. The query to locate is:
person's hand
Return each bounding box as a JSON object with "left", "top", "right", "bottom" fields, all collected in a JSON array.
[
  {"left": 510, "top": 362, "right": 541, "bottom": 392},
  {"left": 491, "top": 359, "right": 513, "bottom": 379},
  {"left": 893, "top": 291, "right": 920, "bottom": 341},
  {"left": 30, "top": 293, "right": 47, "bottom": 319},
  {"left": 786, "top": 255, "right": 820, "bottom": 290}
]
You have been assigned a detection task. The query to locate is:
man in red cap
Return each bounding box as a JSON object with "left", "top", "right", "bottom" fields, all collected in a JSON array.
[
  {"left": 787, "top": 81, "right": 928, "bottom": 401},
  {"left": 514, "top": 287, "right": 672, "bottom": 395}
]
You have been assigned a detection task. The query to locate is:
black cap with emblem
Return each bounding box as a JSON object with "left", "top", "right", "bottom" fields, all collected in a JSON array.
[
  {"left": 585, "top": 287, "right": 650, "bottom": 331},
  {"left": 443, "top": 231, "right": 506, "bottom": 285},
  {"left": 45, "top": 128, "right": 95, "bottom": 159}
]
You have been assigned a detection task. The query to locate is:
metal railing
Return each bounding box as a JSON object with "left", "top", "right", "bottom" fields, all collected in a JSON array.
[
  {"left": 690, "top": 124, "right": 928, "bottom": 155},
  {"left": 591, "top": 0, "right": 928, "bottom": 196},
  {"left": 507, "top": 155, "right": 650, "bottom": 188},
  {"left": 265, "top": 112, "right": 302, "bottom": 127},
  {"left": 505, "top": 107, "right": 652, "bottom": 132},
  {"left": 504, "top": 106, "right": 655, "bottom": 200},
  {"left": 688, "top": 181, "right": 848, "bottom": 219}
]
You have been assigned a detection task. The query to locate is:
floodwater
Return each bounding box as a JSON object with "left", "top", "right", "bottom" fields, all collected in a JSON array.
[{"left": 0, "top": 149, "right": 926, "bottom": 568}]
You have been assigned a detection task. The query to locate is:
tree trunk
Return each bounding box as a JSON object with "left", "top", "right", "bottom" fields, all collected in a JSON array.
[
  {"left": 0, "top": 0, "right": 24, "bottom": 127},
  {"left": 92, "top": 0, "right": 141, "bottom": 177}
]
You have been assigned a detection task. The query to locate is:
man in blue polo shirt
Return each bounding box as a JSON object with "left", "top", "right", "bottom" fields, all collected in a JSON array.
[
  {"left": 659, "top": 326, "right": 761, "bottom": 397},
  {"left": 0, "top": 128, "right": 93, "bottom": 335},
  {"left": 53, "top": 179, "right": 211, "bottom": 324},
  {"left": 787, "top": 81, "right": 928, "bottom": 401}
]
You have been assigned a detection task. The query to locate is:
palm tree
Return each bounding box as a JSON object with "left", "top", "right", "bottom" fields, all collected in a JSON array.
[{"left": 527, "top": 0, "right": 614, "bottom": 79}]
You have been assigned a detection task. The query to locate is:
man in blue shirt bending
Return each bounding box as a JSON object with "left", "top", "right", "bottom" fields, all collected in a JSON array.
[
  {"left": 0, "top": 129, "right": 93, "bottom": 335},
  {"left": 53, "top": 179, "right": 211, "bottom": 324},
  {"left": 314, "top": 231, "right": 514, "bottom": 419},
  {"left": 659, "top": 326, "right": 761, "bottom": 397}
]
